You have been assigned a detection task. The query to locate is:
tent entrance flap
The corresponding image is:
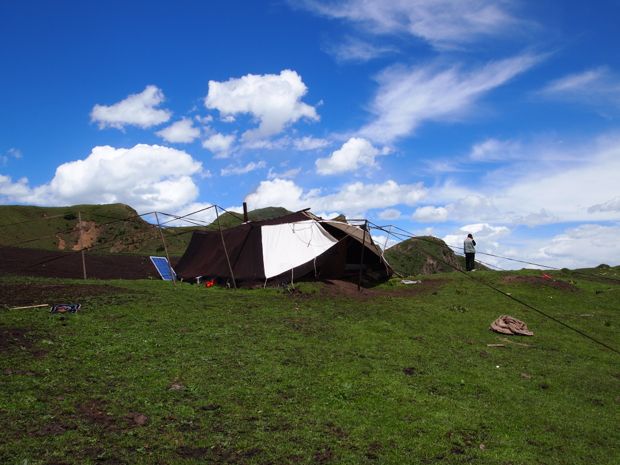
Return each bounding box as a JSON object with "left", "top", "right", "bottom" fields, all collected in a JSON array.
[{"left": 261, "top": 220, "right": 338, "bottom": 279}]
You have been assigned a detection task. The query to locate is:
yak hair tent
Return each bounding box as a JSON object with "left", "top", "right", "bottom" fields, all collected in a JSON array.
[{"left": 174, "top": 210, "right": 392, "bottom": 286}]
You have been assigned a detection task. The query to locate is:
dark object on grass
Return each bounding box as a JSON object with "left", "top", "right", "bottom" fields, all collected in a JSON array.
[
  {"left": 50, "top": 303, "right": 81, "bottom": 314},
  {"left": 490, "top": 315, "right": 533, "bottom": 336}
]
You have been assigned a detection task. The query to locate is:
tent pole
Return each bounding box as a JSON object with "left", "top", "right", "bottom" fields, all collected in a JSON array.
[
  {"left": 357, "top": 220, "right": 368, "bottom": 291},
  {"left": 78, "top": 211, "right": 87, "bottom": 280},
  {"left": 215, "top": 205, "right": 237, "bottom": 289},
  {"left": 154, "top": 212, "right": 176, "bottom": 286}
]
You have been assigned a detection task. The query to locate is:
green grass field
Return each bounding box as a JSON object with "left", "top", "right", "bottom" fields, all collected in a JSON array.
[{"left": 1, "top": 269, "right": 618, "bottom": 464}]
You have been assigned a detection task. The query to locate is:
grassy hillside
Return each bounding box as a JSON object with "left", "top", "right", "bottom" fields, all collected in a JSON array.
[
  {"left": 385, "top": 235, "right": 489, "bottom": 276},
  {"left": 0, "top": 204, "right": 292, "bottom": 256},
  {"left": 204, "top": 206, "right": 292, "bottom": 230},
  {"left": 0, "top": 268, "right": 617, "bottom": 464}
]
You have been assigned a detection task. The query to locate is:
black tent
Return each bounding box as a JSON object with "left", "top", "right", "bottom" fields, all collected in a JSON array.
[{"left": 174, "top": 211, "right": 391, "bottom": 286}]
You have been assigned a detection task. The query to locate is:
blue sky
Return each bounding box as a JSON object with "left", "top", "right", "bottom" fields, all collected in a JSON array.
[{"left": 1, "top": 0, "right": 620, "bottom": 269}]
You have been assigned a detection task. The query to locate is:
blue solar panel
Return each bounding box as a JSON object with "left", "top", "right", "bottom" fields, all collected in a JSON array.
[{"left": 149, "top": 256, "right": 176, "bottom": 281}]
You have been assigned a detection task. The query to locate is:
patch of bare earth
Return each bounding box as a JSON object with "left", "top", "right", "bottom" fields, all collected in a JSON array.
[
  {"left": 319, "top": 279, "right": 444, "bottom": 299},
  {"left": 501, "top": 275, "right": 577, "bottom": 292},
  {"left": 0, "top": 246, "right": 162, "bottom": 280},
  {"left": 0, "top": 282, "right": 134, "bottom": 307}
]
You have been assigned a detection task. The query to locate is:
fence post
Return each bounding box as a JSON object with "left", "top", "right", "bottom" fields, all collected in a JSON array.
[
  {"left": 154, "top": 212, "right": 176, "bottom": 286},
  {"left": 78, "top": 211, "right": 87, "bottom": 280},
  {"left": 215, "top": 206, "right": 237, "bottom": 289}
]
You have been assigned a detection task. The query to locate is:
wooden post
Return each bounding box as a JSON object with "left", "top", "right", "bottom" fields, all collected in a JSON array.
[
  {"left": 357, "top": 220, "right": 368, "bottom": 291},
  {"left": 216, "top": 206, "right": 237, "bottom": 289},
  {"left": 243, "top": 202, "right": 249, "bottom": 222},
  {"left": 154, "top": 212, "right": 176, "bottom": 286},
  {"left": 78, "top": 211, "right": 87, "bottom": 280}
]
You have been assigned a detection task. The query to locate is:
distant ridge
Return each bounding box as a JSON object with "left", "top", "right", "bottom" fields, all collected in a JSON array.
[
  {"left": 0, "top": 203, "right": 292, "bottom": 256},
  {"left": 385, "top": 235, "right": 488, "bottom": 276}
]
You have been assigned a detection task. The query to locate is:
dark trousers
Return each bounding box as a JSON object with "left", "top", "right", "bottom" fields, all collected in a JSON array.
[{"left": 465, "top": 253, "right": 475, "bottom": 271}]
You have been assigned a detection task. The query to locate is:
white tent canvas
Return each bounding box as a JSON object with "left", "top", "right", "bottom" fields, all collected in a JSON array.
[{"left": 261, "top": 220, "right": 338, "bottom": 279}]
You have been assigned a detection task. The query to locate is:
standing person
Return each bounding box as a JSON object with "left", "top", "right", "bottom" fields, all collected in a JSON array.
[{"left": 464, "top": 233, "right": 476, "bottom": 271}]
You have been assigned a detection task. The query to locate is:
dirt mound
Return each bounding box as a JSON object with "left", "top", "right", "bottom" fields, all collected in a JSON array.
[
  {"left": 0, "top": 246, "right": 165, "bottom": 280},
  {"left": 501, "top": 275, "right": 577, "bottom": 291},
  {"left": 0, "top": 282, "right": 132, "bottom": 307},
  {"left": 319, "top": 279, "right": 443, "bottom": 299}
]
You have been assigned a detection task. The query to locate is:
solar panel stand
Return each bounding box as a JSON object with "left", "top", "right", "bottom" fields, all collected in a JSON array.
[{"left": 154, "top": 212, "right": 176, "bottom": 286}]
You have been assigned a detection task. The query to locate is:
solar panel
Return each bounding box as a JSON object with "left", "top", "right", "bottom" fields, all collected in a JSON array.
[{"left": 149, "top": 256, "right": 176, "bottom": 281}]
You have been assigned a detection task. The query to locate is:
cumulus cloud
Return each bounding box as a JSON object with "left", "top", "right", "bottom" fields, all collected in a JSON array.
[
  {"left": 412, "top": 205, "right": 449, "bottom": 222},
  {"left": 202, "top": 133, "right": 236, "bottom": 158},
  {"left": 90, "top": 85, "right": 171, "bottom": 129},
  {"left": 156, "top": 118, "right": 201, "bottom": 143},
  {"left": 204, "top": 69, "right": 318, "bottom": 140},
  {"left": 412, "top": 194, "right": 498, "bottom": 223},
  {"left": 316, "top": 137, "right": 382, "bottom": 174},
  {"left": 360, "top": 53, "right": 541, "bottom": 143},
  {"left": 221, "top": 161, "right": 267, "bottom": 176},
  {"left": 443, "top": 223, "right": 511, "bottom": 256},
  {"left": 0, "top": 144, "right": 203, "bottom": 213},
  {"left": 245, "top": 178, "right": 426, "bottom": 217},
  {"left": 0, "top": 174, "right": 32, "bottom": 199},
  {"left": 298, "top": 0, "right": 523, "bottom": 49}
]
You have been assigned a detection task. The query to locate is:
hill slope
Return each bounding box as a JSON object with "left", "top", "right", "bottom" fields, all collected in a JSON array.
[
  {"left": 0, "top": 204, "right": 292, "bottom": 256},
  {"left": 385, "top": 235, "right": 488, "bottom": 275}
]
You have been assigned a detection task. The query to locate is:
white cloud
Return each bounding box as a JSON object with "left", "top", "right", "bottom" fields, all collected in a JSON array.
[
  {"left": 539, "top": 67, "right": 620, "bottom": 106},
  {"left": 1, "top": 147, "right": 22, "bottom": 165},
  {"left": 161, "top": 202, "right": 218, "bottom": 227},
  {"left": 316, "top": 137, "right": 382, "bottom": 174},
  {"left": 378, "top": 208, "right": 401, "bottom": 220},
  {"left": 589, "top": 197, "right": 620, "bottom": 213},
  {"left": 0, "top": 144, "right": 203, "bottom": 213},
  {"left": 0, "top": 174, "right": 32, "bottom": 199},
  {"left": 245, "top": 178, "right": 426, "bottom": 217},
  {"left": 156, "top": 118, "right": 201, "bottom": 143},
  {"left": 195, "top": 114, "right": 213, "bottom": 124},
  {"left": 494, "top": 136, "right": 620, "bottom": 223},
  {"left": 292, "top": 136, "right": 330, "bottom": 151},
  {"left": 267, "top": 167, "right": 301, "bottom": 179},
  {"left": 298, "top": 0, "right": 523, "bottom": 49},
  {"left": 202, "top": 133, "right": 236, "bottom": 158},
  {"left": 412, "top": 205, "right": 449, "bottom": 222},
  {"left": 535, "top": 224, "right": 620, "bottom": 269},
  {"left": 371, "top": 233, "right": 400, "bottom": 251},
  {"left": 470, "top": 138, "right": 520, "bottom": 161},
  {"left": 204, "top": 69, "right": 318, "bottom": 140},
  {"left": 417, "top": 133, "right": 620, "bottom": 225},
  {"left": 360, "top": 53, "right": 541, "bottom": 143},
  {"left": 90, "top": 85, "right": 171, "bottom": 129},
  {"left": 326, "top": 36, "right": 395, "bottom": 62},
  {"left": 221, "top": 161, "right": 267, "bottom": 176},
  {"left": 412, "top": 194, "right": 498, "bottom": 223}
]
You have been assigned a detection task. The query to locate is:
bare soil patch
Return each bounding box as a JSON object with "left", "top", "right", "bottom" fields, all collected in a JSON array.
[
  {"left": 0, "top": 282, "right": 134, "bottom": 307},
  {"left": 0, "top": 246, "right": 165, "bottom": 280},
  {"left": 319, "top": 278, "right": 444, "bottom": 299},
  {"left": 501, "top": 275, "right": 577, "bottom": 291}
]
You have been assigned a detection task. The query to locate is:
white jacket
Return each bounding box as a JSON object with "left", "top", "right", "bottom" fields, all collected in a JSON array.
[{"left": 464, "top": 237, "right": 476, "bottom": 254}]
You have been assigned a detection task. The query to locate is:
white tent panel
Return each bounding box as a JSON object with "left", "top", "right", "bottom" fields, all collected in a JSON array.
[{"left": 261, "top": 220, "right": 338, "bottom": 279}]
